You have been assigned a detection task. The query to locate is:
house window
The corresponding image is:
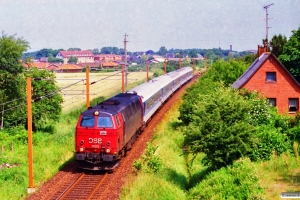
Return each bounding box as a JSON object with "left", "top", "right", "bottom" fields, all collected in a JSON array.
[
  {"left": 268, "top": 98, "right": 276, "bottom": 107},
  {"left": 288, "top": 98, "right": 299, "bottom": 112},
  {"left": 266, "top": 72, "right": 276, "bottom": 82}
]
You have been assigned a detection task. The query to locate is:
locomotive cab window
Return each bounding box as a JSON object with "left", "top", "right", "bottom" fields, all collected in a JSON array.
[
  {"left": 80, "top": 115, "right": 95, "bottom": 127},
  {"left": 97, "top": 117, "right": 113, "bottom": 128}
]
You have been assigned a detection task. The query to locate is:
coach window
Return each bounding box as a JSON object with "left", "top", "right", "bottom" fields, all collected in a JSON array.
[
  {"left": 80, "top": 115, "right": 95, "bottom": 127},
  {"left": 266, "top": 72, "right": 276, "bottom": 82},
  {"left": 289, "top": 98, "right": 299, "bottom": 112},
  {"left": 267, "top": 98, "right": 276, "bottom": 107}
]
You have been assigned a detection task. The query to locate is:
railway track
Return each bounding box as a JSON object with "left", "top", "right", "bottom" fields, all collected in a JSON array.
[{"left": 50, "top": 171, "right": 109, "bottom": 200}]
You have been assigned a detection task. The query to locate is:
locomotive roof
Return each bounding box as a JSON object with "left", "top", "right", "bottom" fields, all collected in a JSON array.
[{"left": 81, "top": 93, "right": 140, "bottom": 115}]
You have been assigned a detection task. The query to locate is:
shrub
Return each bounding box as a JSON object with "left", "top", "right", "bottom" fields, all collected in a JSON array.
[
  {"left": 188, "top": 158, "right": 263, "bottom": 200},
  {"left": 249, "top": 125, "right": 291, "bottom": 161}
]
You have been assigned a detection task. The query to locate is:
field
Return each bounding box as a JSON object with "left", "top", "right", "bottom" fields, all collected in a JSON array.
[{"left": 55, "top": 71, "right": 151, "bottom": 112}]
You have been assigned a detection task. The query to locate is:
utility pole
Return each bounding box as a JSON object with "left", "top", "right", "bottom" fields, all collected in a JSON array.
[
  {"left": 264, "top": 3, "right": 274, "bottom": 50},
  {"left": 123, "top": 34, "right": 128, "bottom": 86}
]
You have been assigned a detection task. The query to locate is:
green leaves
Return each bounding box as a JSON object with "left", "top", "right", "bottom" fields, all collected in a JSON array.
[
  {"left": 182, "top": 86, "right": 257, "bottom": 169},
  {"left": 279, "top": 25, "right": 300, "bottom": 83}
]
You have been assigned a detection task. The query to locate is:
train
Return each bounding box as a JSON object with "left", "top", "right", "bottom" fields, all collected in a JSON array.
[{"left": 74, "top": 67, "right": 193, "bottom": 170}]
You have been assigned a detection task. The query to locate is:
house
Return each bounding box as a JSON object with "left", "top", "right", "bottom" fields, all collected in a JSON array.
[
  {"left": 56, "top": 64, "right": 83, "bottom": 73},
  {"left": 78, "top": 62, "right": 102, "bottom": 71},
  {"left": 94, "top": 54, "right": 122, "bottom": 62},
  {"left": 232, "top": 46, "right": 300, "bottom": 115},
  {"left": 102, "top": 61, "right": 120, "bottom": 69},
  {"left": 165, "top": 53, "right": 175, "bottom": 58},
  {"left": 56, "top": 50, "right": 94, "bottom": 64}
]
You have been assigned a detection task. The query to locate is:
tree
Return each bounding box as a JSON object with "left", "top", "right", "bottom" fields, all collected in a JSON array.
[
  {"left": 0, "top": 33, "right": 29, "bottom": 128},
  {"left": 157, "top": 46, "right": 167, "bottom": 56},
  {"left": 48, "top": 54, "right": 63, "bottom": 63},
  {"left": 68, "top": 47, "right": 81, "bottom": 51},
  {"left": 0, "top": 32, "right": 29, "bottom": 74},
  {"left": 270, "top": 34, "right": 288, "bottom": 57},
  {"left": 181, "top": 86, "right": 256, "bottom": 169},
  {"left": 68, "top": 56, "right": 78, "bottom": 64},
  {"left": 26, "top": 68, "right": 63, "bottom": 130},
  {"left": 188, "top": 49, "right": 198, "bottom": 58},
  {"left": 279, "top": 26, "right": 300, "bottom": 83}
]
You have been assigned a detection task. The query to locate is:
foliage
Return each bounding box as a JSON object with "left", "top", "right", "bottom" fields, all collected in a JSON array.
[
  {"left": 0, "top": 33, "right": 28, "bottom": 128},
  {"left": 67, "top": 56, "right": 78, "bottom": 64},
  {"left": 133, "top": 143, "right": 162, "bottom": 173},
  {"left": 204, "top": 59, "right": 248, "bottom": 87},
  {"left": 152, "top": 68, "right": 164, "bottom": 77},
  {"left": 249, "top": 125, "right": 291, "bottom": 161},
  {"left": 0, "top": 32, "right": 29, "bottom": 74},
  {"left": 270, "top": 34, "right": 288, "bottom": 57},
  {"left": 279, "top": 25, "right": 300, "bottom": 83},
  {"left": 235, "top": 53, "right": 257, "bottom": 65},
  {"left": 48, "top": 54, "right": 63, "bottom": 63},
  {"left": 238, "top": 89, "right": 272, "bottom": 126},
  {"left": 0, "top": 71, "right": 27, "bottom": 128},
  {"left": 181, "top": 86, "right": 257, "bottom": 169},
  {"left": 188, "top": 49, "right": 198, "bottom": 58},
  {"left": 100, "top": 46, "right": 123, "bottom": 55},
  {"left": 26, "top": 68, "right": 63, "bottom": 130},
  {"left": 188, "top": 158, "right": 263, "bottom": 200},
  {"left": 157, "top": 46, "right": 167, "bottom": 56},
  {"left": 179, "top": 59, "right": 248, "bottom": 125}
]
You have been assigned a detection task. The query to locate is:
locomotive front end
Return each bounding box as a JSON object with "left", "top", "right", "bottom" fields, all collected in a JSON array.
[{"left": 75, "top": 109, "right": 122, "bottom": 170}]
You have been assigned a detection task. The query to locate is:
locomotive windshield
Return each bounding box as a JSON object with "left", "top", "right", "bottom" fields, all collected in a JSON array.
[
  {"left": 97, "top": 117, "right": 113, "bottom": 128},
  {"left": 80, "top": 115, "right": 95, "bottom": 127}
]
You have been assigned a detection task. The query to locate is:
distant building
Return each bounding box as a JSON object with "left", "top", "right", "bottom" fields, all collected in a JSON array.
[
  {"left": 56, "top": 50, "right": 94, "bottom": 64},
  {"left": 94, "top": 54, "right": 122, "bottom": 62},
  {"left": 56, "top": 64, "right": 83, "bottom": 73}
]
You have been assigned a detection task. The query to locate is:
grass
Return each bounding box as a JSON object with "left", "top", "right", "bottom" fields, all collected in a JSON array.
[
  {"left": 258, "top": 153, "right": 300, "bottom": 199},
  {"left": 55, "top": 71, "right": 150, "bottom": 112}
]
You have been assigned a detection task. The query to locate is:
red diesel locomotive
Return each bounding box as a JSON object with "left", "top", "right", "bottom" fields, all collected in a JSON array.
[{"left": 75, "top": 93, "right": 143, "bottom": 170}]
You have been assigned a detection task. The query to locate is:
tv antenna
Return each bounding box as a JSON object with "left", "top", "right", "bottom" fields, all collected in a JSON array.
[{"left": 263, "top": 3, "right": 274, "bottom": 47}]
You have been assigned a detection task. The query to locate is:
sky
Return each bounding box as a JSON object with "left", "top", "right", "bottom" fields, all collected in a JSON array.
[{"left": 1, "top": 0, "right": 300, "bottom": 53}]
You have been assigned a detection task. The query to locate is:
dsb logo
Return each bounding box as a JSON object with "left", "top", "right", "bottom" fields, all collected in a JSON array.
[{"left": 88, "top": 138, "right": 102, "bottom": 144}]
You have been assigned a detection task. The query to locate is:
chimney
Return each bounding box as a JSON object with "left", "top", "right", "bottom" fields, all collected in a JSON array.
[{"left": 257, "top": 45, "right": 266, "bottom": 57}]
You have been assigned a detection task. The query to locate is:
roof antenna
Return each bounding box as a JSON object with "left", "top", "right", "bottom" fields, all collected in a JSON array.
[{"left": 263, "top": 3, "right": 274, "bottom": 51}]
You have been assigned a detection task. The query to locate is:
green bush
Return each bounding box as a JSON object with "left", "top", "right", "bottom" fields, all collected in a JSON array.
[
  {"left": 133, "top": 143, "right": 163, "bottom": 173},
  {"left": 188, "top": 158, "right": 263, "bottom": 200},
  {"left": 249, "top": 125, "right": 291, "bottom": 161},
  {"left": 182, "top": 86, "right": 257, "bottom": 169}
]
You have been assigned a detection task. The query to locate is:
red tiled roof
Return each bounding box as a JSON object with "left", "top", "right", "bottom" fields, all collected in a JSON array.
[
  {"left": 58, "top": 64, "right": 83, "bottom": 70},
  {"left": 58, "top": 50, "right": 94, "bottom": 58},
  {"left": 102, "top": 61, "right": 120, "bottom": 67}
]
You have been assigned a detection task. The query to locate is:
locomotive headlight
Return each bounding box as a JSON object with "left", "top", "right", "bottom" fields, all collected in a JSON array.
[
  {"left": 106, "top": 148, "right": 111, "bottom": 153},
  {"left": 80, "top": 140, "right": 84, "bottom": 145},
  {"left": 79, "top": 147, "right": 84, "bottom": 152},
  {"left": 106, "top": 141, "right": 111, "bottom": 146}
]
